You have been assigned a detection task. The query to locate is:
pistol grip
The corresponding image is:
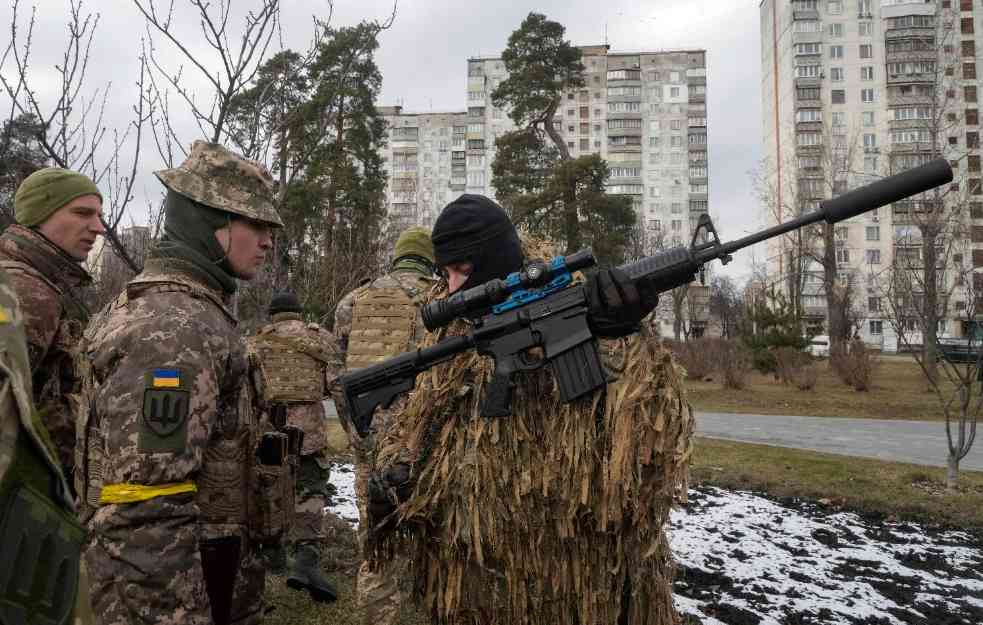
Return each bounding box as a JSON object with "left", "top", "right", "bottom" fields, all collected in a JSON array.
[{"left": 482, "top": 372, "right": 514, "bottom": 417}]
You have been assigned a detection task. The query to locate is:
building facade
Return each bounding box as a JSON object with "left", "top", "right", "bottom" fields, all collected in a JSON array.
[
  {"left": 380, "top": 45, "right": 712, "bottom": 336},
  {"left": 760, "top": 0, "right": 979, "bottom": 351}
]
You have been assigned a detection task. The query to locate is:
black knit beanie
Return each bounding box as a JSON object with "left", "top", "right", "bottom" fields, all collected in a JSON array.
[
  {"left": 269, "top": 291, "right": 303, "bottom": 315},
  {"left": 431, "top": 194, "right": 523, "bottom": 292}
]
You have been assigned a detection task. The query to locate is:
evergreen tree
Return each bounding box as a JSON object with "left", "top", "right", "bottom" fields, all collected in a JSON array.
[{"left": 490, "top": 13, "right": 634, "bottom": 263}]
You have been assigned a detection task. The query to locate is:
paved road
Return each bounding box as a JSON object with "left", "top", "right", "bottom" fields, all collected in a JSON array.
[{"left": 696, "top": 412, "right": 982, "bottom": 471}]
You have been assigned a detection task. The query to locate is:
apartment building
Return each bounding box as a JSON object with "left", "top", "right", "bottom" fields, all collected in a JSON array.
[
  {"left": 760, "top": 0, "right": 979, "bottom": 350},
  {"left": 380, "top": 45, "right": 712, "bottom": 336}
]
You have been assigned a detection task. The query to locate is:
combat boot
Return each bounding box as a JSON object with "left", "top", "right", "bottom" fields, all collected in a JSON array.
[{"left": 286, "top": 541, "right": 338, "bottom": 603}]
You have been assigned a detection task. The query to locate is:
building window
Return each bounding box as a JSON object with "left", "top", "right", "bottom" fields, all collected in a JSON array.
[
  {"left": 869, "top": 320, "right": 882, "bottom": 335},
  {"left": 827, "top": 0, "right": 843, "bottom": 14},
  {"left": 828, "top": 23, "right": 844, "bottom": 38},
  {"left": 866, "top": 225, "right": 880, "bottom": 241},
  {"left": 866, "top": 249, "right": 881, "bottom": 265},
  {"left": 858, "top": 0, "right": 872, "bottom": 17},
  {"left": 962, "top": 17, "right": 974, "bottom": 35},
  {"left": 797, "top": 132, "right": 822, "bottom": 146},
  {"left": 794, "top": 20, "right": 821, "bottom": 33},
  {"left": 859, "top": 21, "right": 872, "bottom": 36},
  {"left": 968, "top": 109, "right": 980, "bottom": 126},
  {"left": 861, "top": 66, "right": 874, "bottom": 81},
  {"left": 670, "top": 87, "right": 680, "bottom": 98},
  {"left": 861, "top": 88, "right": 875, "bottom": 103},
  {"left": 836, "top": 248, "right": 850, "bottom": 264},
  {"left": 832, "top": 89, "right": 846, "bottom": 104},
  {"left": 859, "top": 44, "right": 873, "bottom": 59},
  {"left": 830, "top": 45, "right": 844, "bottom": 59},
  {"left": 862, "top": 111, "right": 875, "bottom": 127},
  {"left": 966, "top": 63, "right": 977, "bottom": 80},
  {"left": 796, "top": 109, "right": 822, "bottom": 123},
  {"left": 796, "top": 42, "right": 821, "bottom": 55},
  {"left": 964, "top": 40, "right": 976, "bottom": 58},
  {"left": 863, "top": 133, "right": 877, "bottom": 148},
  {"left": 830, "top": 67, "right": 844, "bottom": 82}
]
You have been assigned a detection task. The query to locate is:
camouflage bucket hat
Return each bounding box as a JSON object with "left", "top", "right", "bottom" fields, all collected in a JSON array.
[{"left": 154, "top": 140, "right": 283, "bottom": 227}]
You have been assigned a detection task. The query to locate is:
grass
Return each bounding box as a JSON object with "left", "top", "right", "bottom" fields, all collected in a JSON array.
[
  {"left": 687, "top": 356, "right": 961, "bottom": 421},
  {"left": 264, "top": 410, "right": 983, "bottom": 625},
  {"left": 691, "top": 436, "right": 983, "bottom": 530}
]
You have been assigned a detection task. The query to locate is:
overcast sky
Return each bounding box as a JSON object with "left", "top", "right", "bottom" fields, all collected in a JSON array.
[{"left": 0, "top": 0, "right": 764, "bottom": 277}]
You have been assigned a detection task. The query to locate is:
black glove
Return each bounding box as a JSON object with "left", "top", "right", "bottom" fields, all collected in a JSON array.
[
  {"left": 586, "top": 267, "right": 659, "bottom": 338},
  {"left": 366, "top": 462, "right": 414, "bottom": 529}
]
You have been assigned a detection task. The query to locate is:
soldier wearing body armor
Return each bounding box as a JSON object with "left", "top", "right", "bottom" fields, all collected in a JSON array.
[
  {"left": 248, "top": 291, "right": 340, "bottom": 603},
  {"left": 77, "top": 141, "right": 289, "bottom": 625},
  {"left": 0, "top": 167, "right": 104, "bottom": 489},
  {"left": 333, "top": 226, "right": 436, "bottom": 625},
  {"left": 0, "top": 267, "right": 95, "bottom": 624}
]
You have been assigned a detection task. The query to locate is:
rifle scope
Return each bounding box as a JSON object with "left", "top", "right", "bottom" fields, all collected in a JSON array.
[{"left": 423, "top": 249, "right": 596, "bottom": 331}]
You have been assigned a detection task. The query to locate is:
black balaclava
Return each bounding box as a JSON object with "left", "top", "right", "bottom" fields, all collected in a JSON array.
[
  {"left": 431, "top": 194, "right": 523, "bottom": 292},
  {"left": 147, "top": 190, "right": 239, "bottom": 295},
  {"left": 269, "top": 291, "right": 303, "bottom": 315}
]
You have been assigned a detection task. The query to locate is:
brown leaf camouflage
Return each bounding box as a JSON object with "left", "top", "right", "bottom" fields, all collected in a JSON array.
[
  {"left": 0, "top": 224, "right": 92, "bottom": 477},
  {"left": 80, "top": 262, "right": 266, "bottom": 624},
  {"left": 371, "top": 284, "right": 694, "bottom": 625}
]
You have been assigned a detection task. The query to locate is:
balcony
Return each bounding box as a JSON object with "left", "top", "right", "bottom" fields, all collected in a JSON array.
[{"left": 792, "top": 8, "right": 819, "bottom": 21}]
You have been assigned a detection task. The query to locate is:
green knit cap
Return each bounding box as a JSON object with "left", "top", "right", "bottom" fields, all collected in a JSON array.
[
  {"left": 394, "top": 226, "right": 434, "bottom": 265},
  {"left": 14, "top": 167, "right": 102, "bottom": 227}
]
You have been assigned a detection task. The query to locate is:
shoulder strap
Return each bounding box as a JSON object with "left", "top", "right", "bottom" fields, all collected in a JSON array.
[{"left": 127, "top": 279, "right": 237, "bottom": 325}]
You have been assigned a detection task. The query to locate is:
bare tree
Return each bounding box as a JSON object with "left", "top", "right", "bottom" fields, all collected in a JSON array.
[{"left": 0, "top": 0, "right": 152, "bottom": 272}]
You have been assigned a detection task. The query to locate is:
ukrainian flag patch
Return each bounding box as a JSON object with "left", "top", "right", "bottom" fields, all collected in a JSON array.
[{"left": 151, "top": 368, "right": 181, "bottom": 388}]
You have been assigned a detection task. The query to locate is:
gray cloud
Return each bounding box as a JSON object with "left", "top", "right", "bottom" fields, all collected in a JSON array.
[{"left": 1, "top": 0, "right": 763, "bottom": 278}]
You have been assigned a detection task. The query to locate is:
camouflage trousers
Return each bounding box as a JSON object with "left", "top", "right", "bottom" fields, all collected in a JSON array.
[
  {"left": 353, "top": 437, "right": 405, "bottom": 625},
  {"left": 84, "top": 493, "right": 265, "bottom": 625},
  {"left": 291, "top": 449, "right": 331, "bottom": 543}
]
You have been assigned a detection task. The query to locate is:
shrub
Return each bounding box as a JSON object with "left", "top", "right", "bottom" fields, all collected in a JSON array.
[
  {"left": 670, "top": 337, "right": 721, "bottom": 381},
  {"left": 719, "top": 341, "right": 752, "bottom": 390},
  {"left": 791, "top": 362, "right": 818, "bottom": 391},
  {"left": 830, "top": 339, "right": 877, "bottom": 391},
  {"left": 751, "top": 348, "right": 778, "bottom": 374}
]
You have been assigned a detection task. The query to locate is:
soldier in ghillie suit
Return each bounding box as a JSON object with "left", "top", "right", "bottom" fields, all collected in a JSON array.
[
  {"left": 0, "top": 267, "right": 95, "bottom": 624},
  {"left": 77, "top": 141, "right": 288, "bottom": 625},
  {"left": 334, "top": 226, "right": 436, "bottom": 625},
  {"left": 248, "top": 291, "right": 340, "bottom": 602},
  {"left": 363, "top": 195, "right": 693, "bottom": 625},
  {"left": 0, "top": 167, "right": 104, "bottom": 487}
]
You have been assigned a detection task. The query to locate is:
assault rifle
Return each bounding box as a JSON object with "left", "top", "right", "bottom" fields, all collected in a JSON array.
[{"left": 340, "top": 159, "right": 953, "bottom": 437}]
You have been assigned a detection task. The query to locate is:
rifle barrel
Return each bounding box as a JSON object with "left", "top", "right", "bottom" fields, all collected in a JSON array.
[{"left": 697, "top": 158, "right": 953, "bottom": 265}]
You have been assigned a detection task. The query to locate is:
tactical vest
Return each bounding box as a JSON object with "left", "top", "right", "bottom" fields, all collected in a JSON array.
[
  {"left": 248, "top": 328, "right": 331, "bottom": 404},
  {"left": 345, "top": 278, "right": 423, "bottom": 370},
  {"left": 0, "top": 270, "right": 84, "bottom": 625}
]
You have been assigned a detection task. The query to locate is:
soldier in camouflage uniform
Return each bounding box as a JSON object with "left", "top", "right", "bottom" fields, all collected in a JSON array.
[
  {"left": 334, "top": 226, "right": 436, "bottom": 625},
  {"left": 0, "top": 266, "right": 95, "bottom": 624},
  {"left": 77, "top": 141, "right": 286, "bottom": 625},
  {"left": 0, "top": 167, "right": 104, "bottom": 488},
  {"left": 248, "top": 291, "right": 339, "bottom": 602}
]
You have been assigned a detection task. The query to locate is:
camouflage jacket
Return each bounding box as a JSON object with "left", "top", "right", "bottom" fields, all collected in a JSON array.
[
  {"left": 77, "top": 258, "right": 252, "bottom": 506},
  {"left": 0, "top": 267, "right": 94, "bottom": 624},
  {"left": 0, "top": 224, "right": 92, "bottom": 476},
  {"left": 334, "top": 268, "right": 435, "bottom": 439},
  {"left": 249, "top": 314, "right": 340, "bottom": 455}
]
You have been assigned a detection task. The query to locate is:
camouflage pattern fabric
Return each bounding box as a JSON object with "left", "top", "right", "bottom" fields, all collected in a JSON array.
[
  {"left": 372, "top": 279, "right": 694, "bottom": 625},
  {"left": 78, "top": 259, "right": 266, "bottom": 625},
  {"left": 334, "top": 267, "right": 435, "bottom": 625},
  {"left": 0, "top": 267, "right": 94, "bottom": 624},
  {"left": 154, "top": 140, "right": 283, "bottom": 228},
  {"left": 0, "top": 224, "right": 91, "bottom": 481},
  {"left": 250, "top": 314, "right": 341, "bottom": 543}
]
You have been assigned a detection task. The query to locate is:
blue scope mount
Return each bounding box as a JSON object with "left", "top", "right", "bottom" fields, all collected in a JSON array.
[{"left": 422, "top": 249, "right": 597, "bottom": 331}]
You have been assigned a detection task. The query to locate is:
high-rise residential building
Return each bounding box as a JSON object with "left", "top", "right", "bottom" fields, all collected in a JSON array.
[
  {"left": 380, "top": 45, "right": 712, "bottom": 336},
  {"left": 760, "top": 0, "right": 978, "bottom": 351}
]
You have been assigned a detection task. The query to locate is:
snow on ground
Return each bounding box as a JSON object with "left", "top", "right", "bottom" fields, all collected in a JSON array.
[{"left": 326, "top": 463, "right": 983, "bottom": 625}]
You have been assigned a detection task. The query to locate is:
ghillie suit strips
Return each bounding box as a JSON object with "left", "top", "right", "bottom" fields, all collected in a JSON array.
[{"left": 374, "top": 283, "right": 694, "bottom": 625}]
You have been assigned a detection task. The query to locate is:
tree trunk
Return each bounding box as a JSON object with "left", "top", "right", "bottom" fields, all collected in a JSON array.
[
  {"left": 946, "top": 452, "right": 959, "bottom": 492},
  {"left": 921, "top": 226, "right": 939, "bottom": 384},
  {"left": 822, "top": 223, "right": 845, "bottom": 351}
]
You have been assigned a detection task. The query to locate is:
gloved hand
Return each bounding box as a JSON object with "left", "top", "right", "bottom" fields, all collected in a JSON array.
[
  {"left": 586, "top": 268, "right": 659, "bottom": 338},
  {"left": 366, "top": 462, "right": 414, "bottom": 529}
]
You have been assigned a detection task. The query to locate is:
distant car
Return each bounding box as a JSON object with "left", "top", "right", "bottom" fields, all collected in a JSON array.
[{"left": 805, "top": 335, "right": 830, "bottom": 358}]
